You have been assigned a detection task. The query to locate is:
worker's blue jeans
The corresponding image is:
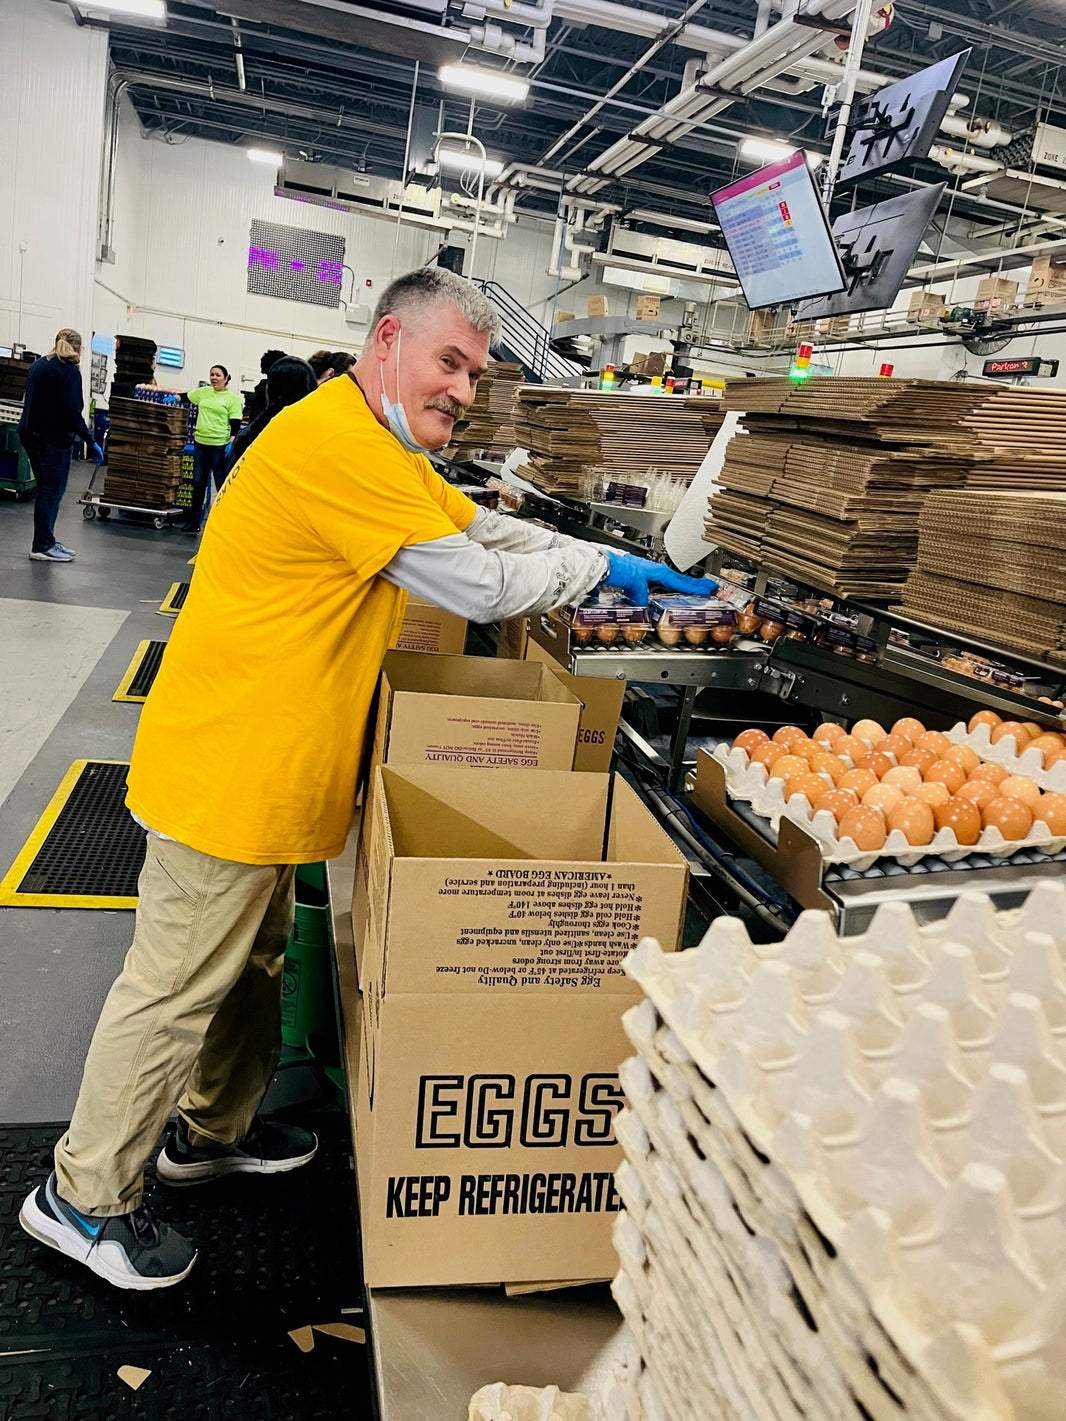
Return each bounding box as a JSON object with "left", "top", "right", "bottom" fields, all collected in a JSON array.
[
  {"left": 187, "top": 443, "right": 229, "bottom": 528},
  {"left": 23, "top": 439, "right": 73, "bottom": 553}
]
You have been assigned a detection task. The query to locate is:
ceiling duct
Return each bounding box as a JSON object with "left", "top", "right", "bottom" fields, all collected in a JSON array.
[
  {"left": 277, "top": 159, "right": 442, "bottom": 223},
  {"left": 215, "top": 0, "right": 470, "bottom": 65},
  {"left": 598, "top": 223, "right": 736, "bottom": 286}
]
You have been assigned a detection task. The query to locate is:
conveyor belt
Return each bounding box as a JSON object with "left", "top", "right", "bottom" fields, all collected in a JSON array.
[{"left": 0, "top": 761, "right": 144, "bottom": 908}]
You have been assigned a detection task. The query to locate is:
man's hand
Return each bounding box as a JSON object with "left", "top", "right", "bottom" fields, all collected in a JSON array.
[{"left": 604, "top": 552, "right": 718, "bottom": 607}]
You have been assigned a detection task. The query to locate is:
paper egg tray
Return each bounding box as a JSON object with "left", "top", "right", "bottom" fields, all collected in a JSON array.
[
  {"left": 467, "top": 1380, "right": 643, "bottom": 1421},
  {"left": 711, "top": 744, "right": 1066, "bottom": 871},
  {"left": 947, "top": 720, "right": 1066, "bottom": 793},
  {"left": 617, "top": 887, "right": 1066, "bottom": 1421}
]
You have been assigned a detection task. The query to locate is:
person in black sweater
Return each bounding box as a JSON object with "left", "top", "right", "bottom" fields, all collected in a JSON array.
[
  {"left": 245, "top": 348, "right": 286, "bottom": 424},
  {"left": 225, "top": 357, "right": 316, "bottom": 472},
  {"left": 18, "top": 329, "right": 103, "bottom": 562}
]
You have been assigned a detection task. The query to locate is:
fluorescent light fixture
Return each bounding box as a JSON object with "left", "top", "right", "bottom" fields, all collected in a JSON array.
[
  {"left": 247, "top": 147, "right": 284, "bottom": 165},
  {"left": 438, "top": 64, "right": 529, "bottom": 103},
  {"left": 437, "top": 148, "right": 505, "bottom": 178},
  {"left": 627, "top": 208, "right": 718, "bottom": 235},
  {"left": 739, "top": 138, "right": 823, "bottom": 170},
  {"left": 81, "top": 0, "right": 166, "bottom": 17}
]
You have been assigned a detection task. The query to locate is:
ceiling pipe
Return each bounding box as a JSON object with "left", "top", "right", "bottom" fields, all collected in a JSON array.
[
  {"left": 927, "top": 144, "right": 1005, "bottom": 176},
  {"left": 231, "top": 18, "right": 246, "bottom": 93}
]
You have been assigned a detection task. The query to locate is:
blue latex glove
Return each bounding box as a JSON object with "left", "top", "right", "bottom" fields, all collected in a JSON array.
[
  {"left": 225, "top": 441, "right": 233, "bottom": 457},
  {"left": 91, "top": 442, "right": 105, "bottom": 464},
  {"left": 604, "top": 551, "right": 718, "bottom": 606}
]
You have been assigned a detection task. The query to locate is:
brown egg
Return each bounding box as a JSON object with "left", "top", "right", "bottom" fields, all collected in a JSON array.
[
  {"left": 892, "top": 717, "right": 927, "bottom": 742},
  {"left": 772, "top": 725, "right": 809, "bottom": 748},
  {"left": 767, "top": 755, "right": 810, "bottom": 783},
  {"left": 876, "top": 734, "right": 915, "bottom": 760},
  {"left": 901, "top": 748, "right": 938, "bottom": 774},
  {"left": 622, "top": 625, "right": 647, "bottom": 644},
  {"left": 813, "top": 787, "right": 860, "bottom": 823},
  {"left": 913, "top": 780, "right": 951, "bottom": 808},
  {"left": 925, "top": 760, "right": 966, "bottom": 795},
  {"left": 797, "top": 739, "right": 829, "bottom": 764},
  {"left": 1000, "top": 774, "right": 1042, "bottom": 807},
  {"left": 886, "top": 796, "right": 936, "bottom": 845},
  {"left": 862, "top": 783, "right": 904, "bottom": 815},
  {"left": 710, "top": 623, "right": 734, "bottom": 644},
  {"left": 882, "top": 765, "right": 923, "bottom": 794},
  {"left": 839, "top": 805, "right": 888, "bottom": 851},
  {"left": 969, "top": 760, "right": 1009, "bottom": 786},
  {"left": 839, "top": 768, "right": 879, "bottom": 798},
  {"left": 683, "top": 626, "right": 708, "bottom": 645},
  {"left": 982, "top": 797, "right": 1034, "bottom": 840},
  {"left": 1029, "top": 733, "right": 1066, "bottom": 765},
  {"left": 751, "top": 741, "right": 790, "bottom": 770},
  {"left": 1022, "top": 722, "right": 1045, "bottom": 740},
  {"left": 1045, "top": 747, "right": 1065, "bottom": 771},
  {"left": 813, "top": 722, "right": 847, "bottom": 748},
  {"left": 572, "top": 625, "right": 595, "bottom": 643},
  {"left": 957, "top": 779, "right": 999, "bottom": 812},
  {"left": 810, "top": 752, "right": 847, "bottom": 786},
  {"left": 943, "top": 744, "right": 980, "bottom": 776},
  {"left": 990, "top": 721, "right": 1032, "bottom": 750},
  {"left": 836, "top": 734, "right": 870, "bottom": 764},
  {"left": 1033, "top": 793, "right": 1066, "bottom": 835},
  {"left": 851, "top": 718, "right": 887, "bottom": 746},
  {"left": 934, "top": 797, "right": 982, "bottom": 845},
  {"left": 734, "top": 728, "right": 770, "bottom": 755},
  {"left": 916, "top": 730, "right": 952, "bottom": 757},
  {"left": 856, "top": 751, "right": 894, "bottom": 779},
  {"left": 759, "top": 620, "right": 786, "bottom": 642},
  {"left": 786, "top": 773, "right": 830, "bottom": 805},
  {"left": 657, "top": 626, "right": 682, "bottom": 646},
  {"left": 736, "top": 609, "right": 761, "bottom": 636},
  {"left": 968, "top": 710, "right": 1002, "bottom": 733},
  {"left": 596, "top": 625, "right": 620, "bottom": 643}
]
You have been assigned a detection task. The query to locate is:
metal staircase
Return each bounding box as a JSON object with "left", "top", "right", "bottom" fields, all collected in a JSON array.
[{"left": 473, "top": 280, "right": 584, "bottom": 385}]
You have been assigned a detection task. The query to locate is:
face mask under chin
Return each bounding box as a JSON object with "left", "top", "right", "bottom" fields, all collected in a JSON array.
[{"left": 379, "top": 328, "right": 435, "bottom": 456}]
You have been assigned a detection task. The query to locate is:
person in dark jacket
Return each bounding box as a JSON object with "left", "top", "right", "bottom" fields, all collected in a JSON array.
[
  {"left": 245, "top": 349, "right": 286, "bottom": 424},
  {"left": 18, "top": 329, "right": 103, "bottom": 562},
  {"left": 226, "top": 357, "right": 317, "bottom": 472}
]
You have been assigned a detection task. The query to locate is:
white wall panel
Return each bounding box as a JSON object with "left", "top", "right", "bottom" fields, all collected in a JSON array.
[{"left": 0, "top": 0, "right": 107, "bottom": 368}]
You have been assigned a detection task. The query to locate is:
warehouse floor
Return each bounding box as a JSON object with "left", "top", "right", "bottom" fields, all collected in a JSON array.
[{"left": 0, "top": 480, "right": 373, "bottom": 1418}]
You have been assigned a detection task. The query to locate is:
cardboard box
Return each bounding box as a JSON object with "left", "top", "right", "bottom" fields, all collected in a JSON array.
[
  {"left": 587, "top": 295, "right": 610, "bottom": 318},
  {"left": 907, "top": 289, "right": 946, "bottom": 323},
  {"left": 974, "top": 276, "right": 1018, "bottom": 312},
  {"left": 372, "top": 650, "right": 581, "bottom": 775},
  {"left": 635, "top": 294, "right": 661, "bottom": 322},
  {"left": 394, "top": 594, "right": 468, "bottom": 656},
  {"left": 553, "top": 311, "right": 576, "bottom": 324},
  {"left": 353, "top": 764, "right": 688, "bottom": 1287},
  {"left": 497, "top": 616, "right": 625, "bottom": 774},
  {"left": 1026, "top": 257, "right": 1066, "bottom": 302}
]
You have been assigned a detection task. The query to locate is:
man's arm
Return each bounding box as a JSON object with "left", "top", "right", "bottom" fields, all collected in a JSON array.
[
  {"left": 380, "top": 532, "right": 607, "bottom": 622},
  {"left": 464, "top": 505, "right": 583, "bottom": 554}
]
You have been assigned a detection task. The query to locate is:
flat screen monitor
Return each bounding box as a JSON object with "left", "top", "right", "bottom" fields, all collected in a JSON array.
[
  {"left": 838, "top": 51, "right": 971, "bottom": 187},
  {"left": 0, "top": 346, "right": 12, "bottom": 359},
  {"left": 711, "top": 151, "right": 846, "bottom": 310},
  {"left": 91, "top": 333, "right": 115, "bottom": 357},
  {"left": 794, "top": 183, "right": 946, "bottom": 322}
]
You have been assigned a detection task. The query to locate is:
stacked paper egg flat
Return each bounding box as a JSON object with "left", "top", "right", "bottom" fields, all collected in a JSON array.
[{"left": 613, "top": 887, "right": 1066, "bottom": 1421}]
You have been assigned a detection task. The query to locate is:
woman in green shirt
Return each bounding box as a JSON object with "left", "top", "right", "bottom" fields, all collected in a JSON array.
[{"left": 182, "top": 365, "right": 243, "bottom": 532}]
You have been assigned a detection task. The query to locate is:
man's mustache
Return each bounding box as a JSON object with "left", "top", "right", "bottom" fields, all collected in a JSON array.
[{"left": 425, "top": 396, "right": 465, "bottom": 420}]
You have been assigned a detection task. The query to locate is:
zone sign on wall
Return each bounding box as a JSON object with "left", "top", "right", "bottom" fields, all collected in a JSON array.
[{"left": 247, "top": 220, "right": 345, "bottom": 308}]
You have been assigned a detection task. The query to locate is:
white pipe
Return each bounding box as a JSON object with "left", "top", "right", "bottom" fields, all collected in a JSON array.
[
  {"left": 822, "top": 0, "right": 874, "bottom": 202},
  {"left": 927, "top": 144, "right": 1004, "bottom": 176},
  {"left": 461, "top": 0, "right": 553, "bottom": 30},
  {"left": 465, "top": 20, "right": 546, "bottom": 62},
  {"left": 939, "top": 114, "right": 1012, "bottom": 149},
  {"left": 754, "top": 0, "right": 773, "bottom": 38}
]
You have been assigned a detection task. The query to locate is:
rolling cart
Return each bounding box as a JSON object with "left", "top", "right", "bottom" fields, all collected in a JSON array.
[{"left": 79, "top": 462, "right": 186, "bottom": 530}]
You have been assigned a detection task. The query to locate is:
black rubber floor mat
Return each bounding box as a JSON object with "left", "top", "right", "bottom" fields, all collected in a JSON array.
[
  {"left": 158, "top": 582, "right": 189, "bottom": 616},
  {"left": 0, "top": 1116, "right": 374, "bottom": 1420},
  {"left": 0, "top": 761, "right": 145, "bottom": 908},
  {"left": 114, "top": 641, "right": 167, "bottom": 703}
]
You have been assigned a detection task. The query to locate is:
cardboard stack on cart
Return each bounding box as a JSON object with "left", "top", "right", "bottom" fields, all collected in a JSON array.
[
  {"left": 102, "top": 397, "right": 190, "bottom": 508},
  {"left": 341, "top": 648, "right": 688, "bottom": 1289}
]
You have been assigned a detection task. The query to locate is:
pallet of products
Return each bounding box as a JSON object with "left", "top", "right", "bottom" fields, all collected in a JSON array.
[
  {"left": 445, "top": 361, "right": 523, "bottom": 462},
  {"left": 110, "top": 335, "right": 157, "bottom": 400},
  {"left": 0, "top": 355, "right": 30, "bottom": 402},
  {"left": 613, "top": 884, "right": 1066, "bottom": 1420},
  {"left": 705, "top": 377, "right": 1066, "bottom": 600},
  {"left": 902, "top": 489, "right": 1066, "bottom": 659},
  {"left": 512, "top": 388, "right": 724, "bottom": 499},
  {"left": 102, "top": 396, "right": 189, "bottom": 507}
]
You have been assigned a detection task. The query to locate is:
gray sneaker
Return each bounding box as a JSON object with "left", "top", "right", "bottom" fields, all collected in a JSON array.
[
  {"left": 19, "top": 1172, "right": 197, "bottom": 1291},
  {"left": 54, "top": 543, "right": 77, "bottom": 558},
  {"left": 28, "top": 545, "right": 74, "bottom": 562},
  {"left": 156, "top": 1116, "right": 318, "bottom": 1187}
]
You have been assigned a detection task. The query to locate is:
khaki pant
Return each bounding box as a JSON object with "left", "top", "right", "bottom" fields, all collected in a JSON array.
[{"left": 55, "top": 837, "right": 295, "bottom": 1215}]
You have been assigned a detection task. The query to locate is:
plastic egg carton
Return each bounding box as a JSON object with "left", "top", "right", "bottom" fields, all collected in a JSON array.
[
  {"left": 710, "top": 743, "right": 1066, "bottom": 869},
  {"left": 947, "top": 720, "right": 1066, "bottom": 793},
  {"left": 614, "top": 888, "right": 1066, "bottom": 1420}
]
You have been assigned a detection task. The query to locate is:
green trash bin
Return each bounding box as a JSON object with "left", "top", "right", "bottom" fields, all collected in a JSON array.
[{"left": 281, "top": 870, "right": 332, "bottom": 1054}]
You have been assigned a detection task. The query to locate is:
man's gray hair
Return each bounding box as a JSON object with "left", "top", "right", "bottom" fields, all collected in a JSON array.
[{"left": 367, "top": 266, "right": 502, "bottom": 346}]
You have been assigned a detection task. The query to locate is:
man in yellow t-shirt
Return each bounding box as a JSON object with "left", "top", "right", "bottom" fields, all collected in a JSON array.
[{"left": 21, "top": 269, "right": 715, "bottom": 1290}]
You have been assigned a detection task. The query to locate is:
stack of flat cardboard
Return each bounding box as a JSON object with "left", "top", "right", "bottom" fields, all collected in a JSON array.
[
  {"left": 902, "top": 489, "right": 1066, "bottom": 658},
  {"left": 103, "top": 397, "right": 189, "bottom": 507},
  {"left": 705, "top": 377, "right": 1066, "bottom": 599},
  {"left": 512, "top": 389, "right": 723, "bottom": 499},
  {"left": 614, "top": 886, "right": 1066, "bottom": 1421},
  {"left": 0, "top": 356, "right": 30, "bottom": 402},
  {"left": 110, "top": 336, "right": 157, "bottom": 399},
  {"left": 445, "top": 362, "right": 523, "bottom": 463}
]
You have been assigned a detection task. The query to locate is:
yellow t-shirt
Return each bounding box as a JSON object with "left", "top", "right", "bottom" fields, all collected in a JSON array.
[{"left": 126, "top": 375, "right": 477, "bottom": 864}]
